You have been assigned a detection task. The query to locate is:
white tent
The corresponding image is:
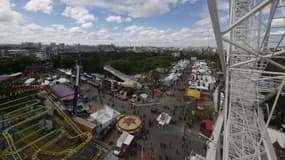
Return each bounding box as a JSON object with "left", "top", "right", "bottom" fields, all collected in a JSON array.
[
  {"left": 41, "top": 80, "right": 50, "bottom": 86},
  {"left": 58, "top": 68, "right": 72, "bottom": 76},
  {"left": 57, "top": 77, "right": 70, "bottom": 83},
  {"left": 156, "top": 112, "right": 172, "bottom": 126},
  {"left": 89, "top": 106, "right": 120, "bottom": 129},
  {"left": 267, "top": 128, "right": 285, "bottom": 148},
  {"left": 9, "top": 72, "right": 22, "bottom": 77},
  {"left": 140, "top": 93, "right": 148, "bottom": 99},
  {"left": 24, "top": 78, "right": 35, "bottom": 86}
]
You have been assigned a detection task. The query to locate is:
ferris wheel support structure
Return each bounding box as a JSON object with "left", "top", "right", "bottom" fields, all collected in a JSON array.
[{"left": 206, "top": 0, "right": 285, "bottom": 159}]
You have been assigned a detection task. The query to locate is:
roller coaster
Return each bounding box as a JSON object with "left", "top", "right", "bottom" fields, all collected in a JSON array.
[{"left": 0, "top": 89, "right": 103, "bottom": 160}]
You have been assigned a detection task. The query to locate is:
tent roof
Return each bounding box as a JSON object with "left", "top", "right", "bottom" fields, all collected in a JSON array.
[
  {"left": 24, "top": 78, "right": 35, "bottom": 84},
  {"left": 268, "top": 128, "right": 285, "bottom": 148},
  {"left": 90, "top": 106, "right": 120, "bottom": 125},
  {"left": 57, "top": 77, "right": 70, "bottom": 83},
  {"left": 0, "top": 75, "right": 9, "bottom": 82},
  {"left": 50, "top": 83, "right": 75, "bottom": 100},
  {"left": 156, "top": 112, "right": 172, "bottom": 126}
]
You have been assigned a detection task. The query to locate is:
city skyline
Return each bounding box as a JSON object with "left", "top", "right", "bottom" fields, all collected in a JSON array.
[{"left": 0, "top": 0, "right": 230, "bottom": 47}]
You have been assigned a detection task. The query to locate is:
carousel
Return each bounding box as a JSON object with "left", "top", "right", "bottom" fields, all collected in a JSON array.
[{"left": 116, "top": 115, "right": 142, "bottom": 134}]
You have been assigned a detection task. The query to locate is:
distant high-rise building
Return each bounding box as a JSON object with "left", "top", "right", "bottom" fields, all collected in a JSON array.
[
  {"left": 50, "top": 42, "right": 56, "bottom": 48},
  {"left": 59, "top": 43, "right": 65, "bottom": 50},
  {"left": 37, "top": 42, "right": 42, "bottom": 49},
  {"left": 21, "top": 42, "right": 35, "bottom": 49}
]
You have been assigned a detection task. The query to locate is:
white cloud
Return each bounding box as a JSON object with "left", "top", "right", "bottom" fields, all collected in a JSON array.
[
  {"left": 23, "top": 23, "right": 43, "bottom": 33},
  {"left": 125, "top": 17, "right": 132, "bottom": 22},
  {"left": 220, "top": 15, "right": 229, "bottom": 23},
  {"left": 0, "top": 20, "right": 216, "bottom": 47},
  {"left": 97, "top": 28, "right": 113, "bottom": 40},
  {"left": 0, "top": 22, "right": 113, "bottom": 44},
  {"left": 180, "top": 0, "right": 197, "bottom": 4},
  {"left": 125, "top": 25, "right": 144, "bottom": 33},
  {"left": 106, "top": 15, "right": 122, "bottom": 23},
  {"left": 129, "top": 0, "right": 175, "bottom": 18},
  {"left": 271, "top": 19, "right": 285, "bottom": 27},
  {"left": 60, "top": 0, "right": 182, "bottom": 18},
  {"left": 218, "top": 1, "right": 229, "bottom": 11},
  {"left": 0, "top": 0, "right": 217, "bottom": 47},
  {"left": 0, "top": 0, "right": 23, "bottom": 23},
  {"left": 120, "top": 24, "right": 215, "bottom": 46},
  {"left": 263, "top": 5, "right": 271, "bottom": 14},
  {"left": 88, "top": 28, "right": 112, "bottom": 41},
  {"left": 81, "top": 22, "right": 93, "bottom": 29},
  {"left": 50, "top": 24, "right": 67, "bottom": 33},
  {"left": 195, "top": 17, "right": 211, "bottom": 26},
  {"left": 24, "top": 0, "right": 53, "bottom": 14},
  {"left": 62, "top": 6, "right": 97, "bottom": 24},
  {"left": 195, "top": 15, "right": 228, "bottom": 27},
  {"left": 69, "top": 26, "right": 86, "bottom": 34},
  {"left": 270, "top": 30, "right": 285, "bottom": 36}
]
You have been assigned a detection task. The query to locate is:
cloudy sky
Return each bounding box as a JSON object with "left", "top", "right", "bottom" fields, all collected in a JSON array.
[{"left": 0, "top": 0, "right": 231, "bottom": 47}]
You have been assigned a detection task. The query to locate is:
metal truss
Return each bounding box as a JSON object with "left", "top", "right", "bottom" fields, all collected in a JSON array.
[{"left": 207, "top": 0, "right": 285, "bottom": 159}]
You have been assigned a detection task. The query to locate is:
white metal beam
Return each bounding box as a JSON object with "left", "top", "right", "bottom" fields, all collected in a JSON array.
[
  {"left": 223, "top": 37, "right": 285, "bottom": 71},
  {"left": 207, "top": 0, "right": 226, "bottom": 74},
  {"left": 205, "top": 0, "right": 284, "bottom": 159},
  {"left": 230, "top": 49, "right": 285, "bottom": 68},
  {"left": 260, "top": 0, "right": 279, "bottom": 50},
  {"left": 222, "top": 0, "right": 273, "bottom": 35}
]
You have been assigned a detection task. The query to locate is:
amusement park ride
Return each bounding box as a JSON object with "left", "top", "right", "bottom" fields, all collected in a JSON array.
[
  {"left": 0, "top": 56, "right": 101, "bottom": 160},
  {"left": 0, "top": 90, "right": 102, "bottom": 159},
  {"left": 206, "top": 0, "right": 285, "bottom": 159}
]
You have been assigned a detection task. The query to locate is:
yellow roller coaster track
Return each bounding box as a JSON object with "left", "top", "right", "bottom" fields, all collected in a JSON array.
[
  {"left": 2, "top": 110, "right": 49, "bottom": 158},
  {"left": 31, "top": 131, "right": 92, "bottom": 159},
  {"left": 0, "top": 99, "right": 40, "bottom": 112},
  {"left": 0, "top": 105, "right": 46, "bottom": 126},
  {"left": 0, "top": 93, "right": 37, "bottom": 107},
  {"left": 41, "top": 94, "right": 82, "bottom": 134},
  {"left": 1, "top": 92, "right": 103, "bottom": 160},
  {"left": 39, "top": 94, "right": 103, "bottom": 160}
]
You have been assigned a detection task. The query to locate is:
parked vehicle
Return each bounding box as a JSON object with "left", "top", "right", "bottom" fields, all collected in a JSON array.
[{"left": 113, "top": 131, "right": 134, "bottom": 157}]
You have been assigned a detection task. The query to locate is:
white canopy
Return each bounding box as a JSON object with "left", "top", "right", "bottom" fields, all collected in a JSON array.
[
  {"left": 41, "top": 80, "right": 50, "bottom": 86},
  {"left": 9, "top": 72, "right": 22, "bottom": 77},
  {"left": 57, "top": 77, "right": 70, "bottom": 83},
  {"left": 58, "top": 68, "right": 72, "bottom": 76},
  {"left": 156, "top": 112, "right": 172, "bottom": 126},
  {"left": 24, "top": 78, "right": 35, "bottom": 85},
  {"left": 90, "top": 106, "right": 120, "bottom": 125},
  {"left": 267, "top": 128, "right": 285, "bottom": 148},
  {"left": 140, "top": 93, "right": 148, "bottom": 99}
]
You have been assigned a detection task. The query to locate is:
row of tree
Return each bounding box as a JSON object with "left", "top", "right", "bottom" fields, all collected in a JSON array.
[
  {"left": 0, "top": 56, "right": 38, "bottom": 74},
  {"left": 0, "top": 50, "right": 222, "bottom": 75},
  {"left": 52, "top": 51, "right": 176, "bottom": 75}
]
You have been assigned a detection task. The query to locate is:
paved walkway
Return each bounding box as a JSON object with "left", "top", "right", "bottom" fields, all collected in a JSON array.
[{"left": 87, "top": 65, "right": 208, "bottom": 159}]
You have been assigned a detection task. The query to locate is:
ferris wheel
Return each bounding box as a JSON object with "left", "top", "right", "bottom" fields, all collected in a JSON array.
[{"left": 206, "top": 0, "right": 285, "bottom": 159}]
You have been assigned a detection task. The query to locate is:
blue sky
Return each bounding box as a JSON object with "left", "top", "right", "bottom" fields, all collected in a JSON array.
[{"left": 0, "top": 0, "right": 230, "bottom": 47}]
